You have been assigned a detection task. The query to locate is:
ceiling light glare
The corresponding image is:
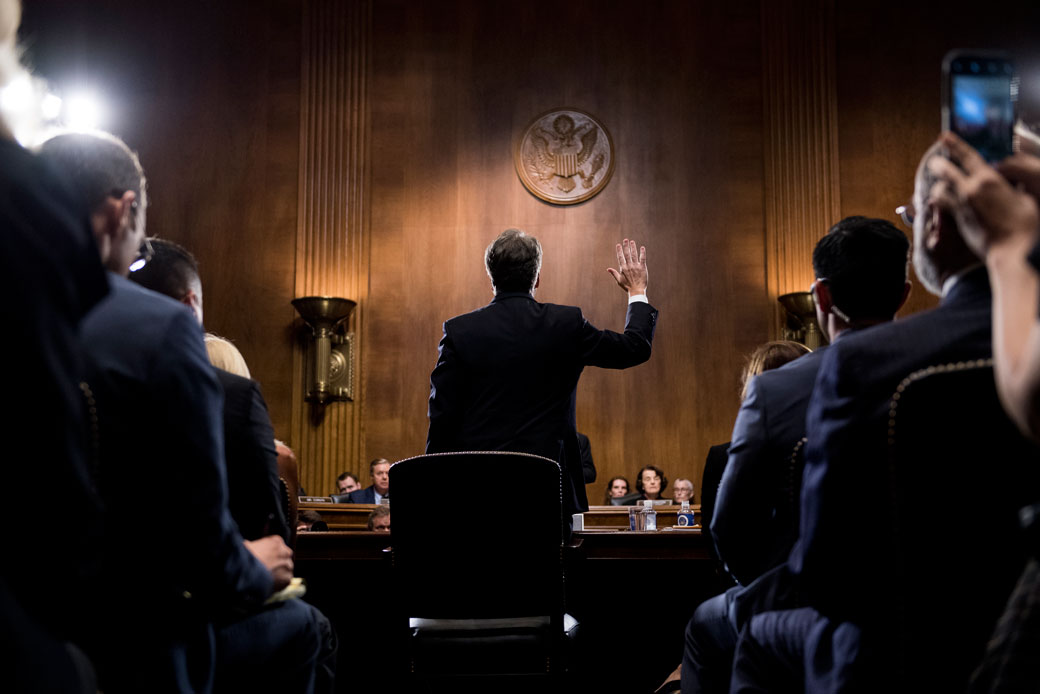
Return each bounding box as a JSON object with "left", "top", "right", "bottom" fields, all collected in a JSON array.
[
  {"left": 40, "top": 92, "right": 62, "bottom": 121},
  {"left": 64, "top": 91, "right": 105, "bottom": 131},
  {"left": 0, "top": 73, "right": 32, "bottom": 113}
]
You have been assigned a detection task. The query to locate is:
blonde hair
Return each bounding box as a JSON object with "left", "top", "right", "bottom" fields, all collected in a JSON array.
[
  {"left": 204, "top": 333, "right": 251, "bottom": 379},
  {"left": 739, "top": 340, "right": 811, "bottom": 401}
]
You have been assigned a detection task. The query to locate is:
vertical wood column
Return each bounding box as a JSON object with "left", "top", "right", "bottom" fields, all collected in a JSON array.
[
  {"left": 760, "top": 0, "right": 841, "bottom": 337},
  {"left": 292, "top": 0, "right": 371, "bottom": 496}
]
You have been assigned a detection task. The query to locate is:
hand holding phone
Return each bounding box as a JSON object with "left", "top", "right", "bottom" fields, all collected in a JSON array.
[{"left": 942, "top": 50, "right": 1017, "bottom": 163}]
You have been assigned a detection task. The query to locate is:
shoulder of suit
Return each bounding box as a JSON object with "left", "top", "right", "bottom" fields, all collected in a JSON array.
[{"left": 214, "top": 367, "right": 257, "bottom": 392}]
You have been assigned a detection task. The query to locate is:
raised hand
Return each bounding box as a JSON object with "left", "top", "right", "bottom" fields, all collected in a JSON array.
[
  {"left": 607, "top": 238, "right": 648, "bottom": 296},
  {"left": 928, "top": 131, "right": 1040, "bottom": 256}
]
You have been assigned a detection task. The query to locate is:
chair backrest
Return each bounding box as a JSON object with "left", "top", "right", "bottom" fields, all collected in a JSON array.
[
  {"left": 276, "top": 445, "right": 300, "bottom": 548},
  {"left": 390, "top": 451, "right": 563, "bottom": 620},
  {"left": 886, "top": 360, "right": 1040, "bottom": 687}
]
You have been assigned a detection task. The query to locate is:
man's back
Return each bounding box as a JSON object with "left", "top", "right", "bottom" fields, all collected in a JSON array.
[
  {"left": 427, "top": 291, "right": 656, "bottom": 515},
  {"left": 795, "top": 267, "right": 1000, "bottom": 621}
]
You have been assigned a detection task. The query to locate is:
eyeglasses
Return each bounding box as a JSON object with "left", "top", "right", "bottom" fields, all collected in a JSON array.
[
  {"left": 895, "top": 202, "right": 915, "bottom": 228},
  {"left": 128, "top": 237, "right": 154, "bottom": 273}
]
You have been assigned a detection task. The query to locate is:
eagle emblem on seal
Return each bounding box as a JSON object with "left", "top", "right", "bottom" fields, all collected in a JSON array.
[{"left": 515, "top": 109, "right": 615, "bottom": 205}]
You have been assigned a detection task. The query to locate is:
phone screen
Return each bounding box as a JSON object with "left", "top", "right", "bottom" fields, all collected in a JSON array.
[{"left": 945, "top": 54, "right": 1017, "bottom": 162}]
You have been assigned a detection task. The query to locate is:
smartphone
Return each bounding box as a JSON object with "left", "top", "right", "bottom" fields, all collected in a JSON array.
[{"left": 942, "top": 50, "right": 1018, "bottom": 162}]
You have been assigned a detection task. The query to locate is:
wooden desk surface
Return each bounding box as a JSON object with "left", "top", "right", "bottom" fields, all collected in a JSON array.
[
  {"left": 298, "top": 501, "right": 380, "bottom": 530},
  {"left": 298, "top": 500, "right": 705, "bottom": 532},
  {"left": 294, "top": 526, "right": 709, "bottom": 561}
]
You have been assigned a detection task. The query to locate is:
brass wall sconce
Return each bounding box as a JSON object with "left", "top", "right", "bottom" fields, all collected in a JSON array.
[
  {"left": 292, "top": 296, "right": 356, "bottom": 404},
  {"left": 778, "top": 291, "right": 825, "bottom": 350}
]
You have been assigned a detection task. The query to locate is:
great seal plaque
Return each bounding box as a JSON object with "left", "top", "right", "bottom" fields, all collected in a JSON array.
[{"left": 515, "top": 108, "right": 615, "bottom": 205}]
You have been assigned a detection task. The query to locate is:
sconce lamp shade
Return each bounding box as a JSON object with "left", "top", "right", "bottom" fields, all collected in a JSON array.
[
  {"left": 778, "top": 291, "right": 824, "bottom": 350},
  {"left": 291, "top": 296, "right": 356, "bottom": 333},
  {"left": 292, "top": 296, "right": 357, "bottom": 405}
]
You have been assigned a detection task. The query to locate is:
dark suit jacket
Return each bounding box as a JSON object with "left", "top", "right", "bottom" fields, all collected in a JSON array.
[
  {"left": 712, "top": 347, "right": 826, "bottom": 586},
  {"left": 791, "top": 267, "right": 996, "bottom": 625},
  {"left": 3, "top": 138, "right": 109, "bottom": 688},
  {"left": 426, "top": 293, "right": 657, "bottom": 517},
  {"left": 578, "top": 432, "right": 596, "bottom": 484},
  {"left": 700, "top": 442, "right": 730, "bottom": 561},
  {"left": 345, "top": 485, "right": 378, "bottom": 504},
  {"left": 214, "top": 368, "right": 290, "bottom": 542},
  {"left": 81, "top": 275, "right": 271, "bottom": 688}
]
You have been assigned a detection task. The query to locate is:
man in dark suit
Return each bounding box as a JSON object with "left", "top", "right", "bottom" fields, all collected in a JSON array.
[
  {"left": 426, "top": 230, "right": 657, "bottom": 519},
  {"left": 129, "top": 238, "right": 290, "bottom": 542},
  {"left": 714, "top": 217, "right": 911, "bottom": 586},
  {"left": 680, "top": 217, "right": 911, "bottom": 694},
  {"left": 339, "top": 458, "right": 390, "bottom": 504},
  {"left": 730, "top": 141, "right": 1040, "bottom": 691},
  {"left": 40, "top": 132, "right": 331, "bottom": 693},
  {"left": 1, "top": 35, "right": 110, "bottom": 687}
]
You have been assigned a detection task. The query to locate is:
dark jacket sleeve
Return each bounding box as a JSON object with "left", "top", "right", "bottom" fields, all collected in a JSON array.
[
  {"left": 578, "top": 432, "right": 596, "bottom": 484},
  {"left": 712, "top": 375, "right": 776, "bottom": 585},
  {"left": 221, "top": 373, "right": 290, "bottom": 542},
  {"left": 427, "top": 323, "right": 462, "bottom": 453},
  {"left": 579, "top": 301, "right": 658, "bottom": 368}
]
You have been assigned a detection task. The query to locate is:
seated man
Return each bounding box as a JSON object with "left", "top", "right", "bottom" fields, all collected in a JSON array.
[
  {"left": 681, "top": 216, "right": 911, "bottom": 694},
  {"left": 367, "top": 505, "right": 391, "bottom": 532},
  {"left": 672, "top": 478, "right": 694, "bottom": 504},
  {"left": 338, "top": 457, "right": 390, "bottom": 504},
  {"left": 335, "top": 471, "right": 362, "bottom": 495},
  {"left": 732, "top": 139, "right": 1040, "bottom": 691},
  {"left": 40, "top": 132, "right": 334, "bottom": 693}
]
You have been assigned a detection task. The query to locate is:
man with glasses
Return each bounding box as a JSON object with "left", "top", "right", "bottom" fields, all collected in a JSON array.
[
  {"left": 679, "top": 216, "right": 910, "bottom": 694},
  {"left": 729, "top": 140, "right": 1040, "bottom": 692}
]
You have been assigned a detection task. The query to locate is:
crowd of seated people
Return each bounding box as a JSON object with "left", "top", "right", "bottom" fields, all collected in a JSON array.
[
  {"left": 1, "top": 4, "right": 337, "bottom": 688},
  {"left": 650, "top": 133, "right": 1040, "bottom": 694},
  {"left": 12, "top": 0, "right": 1040, "bottom": 687}
]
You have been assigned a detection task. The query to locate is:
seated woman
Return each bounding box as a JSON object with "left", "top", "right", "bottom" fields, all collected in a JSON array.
[
  {"left": 602, "top": 475, "right": 631, "bottom": 504},
  {"left": 205, "top": 333, "right": 252, "bottom": 378},
  {"left": 635, "top": 465, "right": 668, "bottom": 502}
]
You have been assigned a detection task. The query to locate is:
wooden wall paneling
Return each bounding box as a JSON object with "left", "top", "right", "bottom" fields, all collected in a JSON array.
[
  {"left": 834, "top": 0, "right": 1040, "bottom": 319},
  {"left": 292, "top": 0, "right": 372, "bottom": 496},
  {"left": 760, "top": 0, "right": 841, "bottom": 338},
  {"left": 365, "top": 0, "right": 770, "bottom": 502}
]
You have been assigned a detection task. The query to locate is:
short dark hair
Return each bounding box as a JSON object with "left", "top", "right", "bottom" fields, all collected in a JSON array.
[
  {"left": 812, "top": 216, "right": 909, "bottom": 322},
  {"left": 485, "top": 229, "right": 542, "bottom": 293},
  {"left": 128, "top": 238, "right": 200, "bottom": 299},
  {"left": 337, "top": 471, "right": 360, "bottom": 485},
  {"left": 38, "top": 131, "right": 147, "bottom": 217},
  {"left": 635, "top": 465, "right": 668, "bottom": 495}
]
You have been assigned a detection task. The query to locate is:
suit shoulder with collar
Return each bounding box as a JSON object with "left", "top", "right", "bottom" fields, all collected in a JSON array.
[{"left": 347, "top": 486, "right": 377, "bottom": 504}]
